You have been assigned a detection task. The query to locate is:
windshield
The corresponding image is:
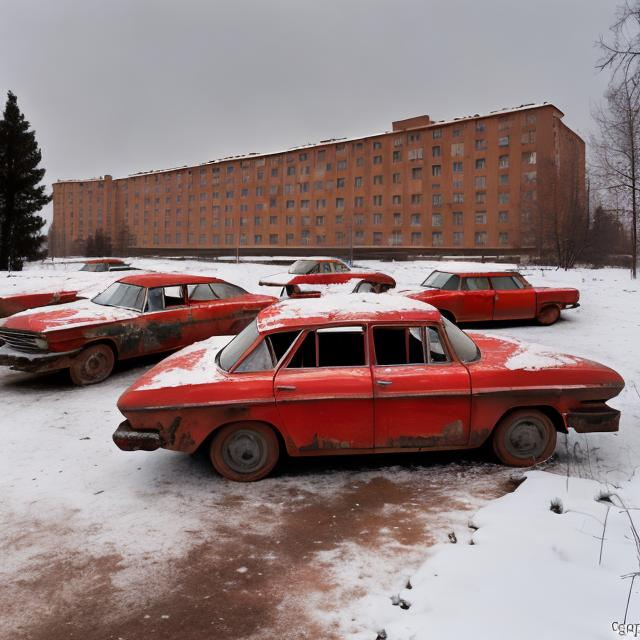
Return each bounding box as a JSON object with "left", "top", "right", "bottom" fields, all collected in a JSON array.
[
  {"left": 218, "top": 320, "right": 261, "bottom": 371},
  {"left": 288, "top": 260, "right": 317, "bottom": 274},
  {"left": 92, "top": 282, "right": 146, "bottom": 312},
  {"left": 421, "top": 271, "right": 459, "bottom": 290},
  {"left": 442, "top": 317, "right": 480, "bottom": 363}
]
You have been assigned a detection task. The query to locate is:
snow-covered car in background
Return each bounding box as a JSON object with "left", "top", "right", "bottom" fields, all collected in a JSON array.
[
  {"left": 113, "top": 293, "right": 623, "bottom": 481},
  {"left": 0, "top": 273, "right": 277, "bottom": 385},
  {"left": 79, "top": 258, "right": 137, "bottom": 272},
  {"left": 258, "top": 257, "right": 396, "bottom": 298},
  {"left": 0, "top": 260, "right": 138, "bottom": 318},
  {"left": 403, "top": 269, "right": 580, "bottom": 325}
]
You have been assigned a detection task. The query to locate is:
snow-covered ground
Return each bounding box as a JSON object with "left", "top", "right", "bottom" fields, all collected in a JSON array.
[{"left": 0, "top": 256, "right": 639, "bottom": 639}]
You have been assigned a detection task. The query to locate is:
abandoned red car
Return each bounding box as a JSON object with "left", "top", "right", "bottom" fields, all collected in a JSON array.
[
  {"left": 113, "top": 293, "right": 622, "bottom": 481},
  {"left": 80, "top": 258, "right": 136, "bottom": 272},
  {"left": 0, "top": 273, "right": 276, "bottom": 385},
  {"left": 403, "top": 269, "right": 579, "bottom": 325},
  {"left": 258, "top": 258, "right": 396, "bottom": 298}
]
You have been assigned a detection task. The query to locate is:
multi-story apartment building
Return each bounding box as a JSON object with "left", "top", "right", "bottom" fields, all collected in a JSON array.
[{"left": 50, "top": 102, "right": 585, "bottom": 259}]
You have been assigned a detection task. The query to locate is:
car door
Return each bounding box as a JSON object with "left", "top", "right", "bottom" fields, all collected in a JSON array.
[
  {"left": 187, "top": 282, "right": 260, "bottom": 341},
  {"left": 490, "top": 275, "right": 536, "bottom": 320},
  {"left": 371, "top": 324, "right": 471, "bottom": 449},
  {"left": 459, "top": 277, "right": 495, "bottom": 321},
  {"left": 273, "top": 325, "right": 374, "bottom": 451},
  {"left": 137, "top": 285, "right": 192, "bottom": 354}
]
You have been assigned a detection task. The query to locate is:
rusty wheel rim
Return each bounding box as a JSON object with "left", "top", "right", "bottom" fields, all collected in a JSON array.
[
  {"left": 221, "top": 429, "right": 269, "bottom": 475},
  {"left": 76, "top": 347, "right": 113, "bottom": 383},
  {"left": 504, "top": 417, "right": 548, "bottom": 460}
]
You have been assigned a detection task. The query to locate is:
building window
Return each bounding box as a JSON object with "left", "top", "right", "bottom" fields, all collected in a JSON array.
[
  {"left": 355, "top": 176, "right": 363, "bottom": 188},
  {"left": 453, "top": 192, "right": 464, "bottom": 204},
  {"left": 373, "top": 141, "right": 382, "bottom": 149},
  {"left": 498, "top": 210, "right": 509, "bottom": 223},
  {"left": 452, "top": 211, "right": 463, "bottom": 225},
  {"left": 337, "top": 160, "right": 347, "bottom": 170},
  {"left": 432, "top": 194, "right": 442, "bottom": 206},
  {"left": 475, "top": 176, "right": 486, "bottom": 189},
  {"left": 336, "top": 178, "right": 345, "bottom": 188},
  {"left": 300, "top": 199, "right": 310, "bottom": 209},
  {"left": 287, "top": 166, "right": 296, "bottom": 176},
  {"left": 475, "top": 158, "right": 486, "bottom": 170},
  {"left": 453, "top": 161, "right": 463, "bottom": 173},
  {"left": 431, "top": 231, "right": 443, "bottom": 246},
  {"left": 393, "top": 150, "right": 402, "bottom": 162},
  {"left": 336, "top": 197, "right": 345, "bottom": 208},
  {"left": 523, "top": 171, "right": 537, "bottom": 184},
  {"left": 522, "top": 151, "right": 537, "bottom": 165},
  {"left": 475, "top": 120, "right": 486, "bottom": 132},
  {"left": 411, "top": 193, "right": 422, "bottom": 205},
  {"left": 316, "top": 215, "right": 325, "bottom": 225},
  {"left": 393, "top": 172, "right": 402, "bottom": 184},
  {"left": 525, "top": 113, "right": 537, "bottom": 124},
  {"left": 451, "top": 143, "right": 464, "bottom": 156},
  {"left": 474, "top": 231, "right": 487, "bottom": 246},
  {"left": 410, "top": 213, "right": 421, "bottom": 226},
  {"left": 499, "top": 155, "right": 509, "bottom": 168},
  {"left": 408, "top": 148, "right": 424, "bottom": 160},
  {"left": 498, "top": 136, "right": 510, "bottom": 147},
  {"left": 475, "top": 212, "right": 487, "bottom": 224},
  {"left": 391, "top": 230, "right": 403, "bottom": 245},
  {"left": 432, "top": 165, "right": 442, "bottom": 177},
  {"left": 453, "top": 231, "right": 463, "bottom": 246},
  {"left": 373, "top": 174, "right": 384, "bottom": 185},
  {"left": 286, "top": 200, "right": 294, "bottom": 209},
  {"left": 498, "top": 118, "right": 511, "bottom": 130},
  {"left": 475, "top": 139, "right": 487, "bottom": 151},
  {"left": 336, "top": 214, "right": 344, "bottom": 224},
  {"left": 393, "top": 213, "right": 402, "bottom": 225},
  {"left": 432, "top": 129, "right": 442, "bottom": 139},
  {"left": 373, "top": 232, "right": 383, "bottom": 245},
  {"left": 373, "top": 155, "right": 383, "bottom": 164},
  {"left": 452, "top": 127, "right": 463, "bottom": 137},
  {"left": 373, "top": 195, "right": 383, "bottom": 206},
  {"left": 412, "top": 167, "right": 423, "bottom": 179},
  {"left": 432, "top": 145, "right": 441, "bottom": 157},
  {"left": 475, "top": 191, "right": 486, "bottom": 204},
  {"left": 432, "top": 213, "right": 442, "bottom": 226},
  {"left": 392, "top": 195, "right": 402, "bottom": 205},
  {"left": 499, "top": 173, "right": 509, "bottom": 185},
  {"left": 521, "top": 130, "right": 536, "bottom": 144},
  {"left": 354, "top": 196, "right": 364, "bottom": 207},
  {"left": 498, "top": 192, "right": 510, "bottom": 204},
  {"left": 373, "top": 213, "right": 383, "bottom": 224},
  {"left": 354, "top": 213, "right": 364, "bottom": 225},
  {"left": 499, "top": 232, "right": 509, "bottom": 245}
]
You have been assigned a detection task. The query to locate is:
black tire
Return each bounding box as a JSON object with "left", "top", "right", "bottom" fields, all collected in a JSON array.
[
  {"left": 492, "top": 409, "right": 557, "bottom": 467},
  {"left": 69, "top": 344, "right": 115, "bottom": 386},
  {"left": 209, "top": 422, "right": 279, "bottom": 482}
]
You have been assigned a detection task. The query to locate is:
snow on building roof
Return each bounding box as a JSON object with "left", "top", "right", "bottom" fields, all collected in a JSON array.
[
  {"left": 256, "top": 292, "right": 439, "bottom": 332},
  {"left": 55, "top": 103, "right": 559, "bottom": 183}
]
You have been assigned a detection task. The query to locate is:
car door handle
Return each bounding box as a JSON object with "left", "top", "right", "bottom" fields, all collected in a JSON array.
[
  {"left": 276, "top": 385, "right": 297, "bottom": 391},
  {"left": 376, "top": 380, "right": 393, "bottom": 386}
]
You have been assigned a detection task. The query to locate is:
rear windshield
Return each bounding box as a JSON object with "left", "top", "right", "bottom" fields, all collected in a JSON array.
[
  {"left": 442, "top": 317, "right": 480, "bottom": 363},
  {"left": 421, "top": 271, "right": 460, "bottom": 291}
]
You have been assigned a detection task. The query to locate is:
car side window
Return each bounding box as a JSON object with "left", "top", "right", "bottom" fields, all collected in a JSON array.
[
  {"left": 146, "top": 286, "right": 184, "bottom": 311},
  {"left": 373, "top": 327, "right": 426, "bottom": 365},
  {"left": 309, "top": 264, "right": 320, "bottom": 274},
  {"left": 287, "top": 327, "right": 366, "bottom": 368},
  {"left": 235, "top": 339, "right": 274, "bottom": 372},
  {"left": 462, "top": 277, "right": 491, "bottom": 291},
  {"left": 266, "top": 331, "right": 300, "bottom": 364},
  {"left": 491, "top": 276, "right": 521, "bottom": 290},
  {"left": 427, "top": 327, "right": 450, "bottom": 363},
  {"left": 188, "top": 283, "right": 217, "bottom": 301},
  {"left": 322, "top": 262, "right": 332, "bottom": 273},
  {"left": 210, "top": 282, "right": 247, "bottom": 299},
  {"left": 335, "top": 262, "right": 349, "bottom": 272},
  {"left": 441, "top": 275, "right": 460, "bottom": 291}
]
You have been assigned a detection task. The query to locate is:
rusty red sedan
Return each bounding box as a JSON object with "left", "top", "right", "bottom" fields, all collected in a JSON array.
[
  {"left": 113, "top": 294, "right": 623, "bottom": 481},
  {"left": 403, "top": 269, "right": 579, "bottom": 325},
  {"left": 258, "top": 258, "right": 396, "bottom": 298},
  {"left": 0, "top": 273, "right": 276, "bottom": 385}
]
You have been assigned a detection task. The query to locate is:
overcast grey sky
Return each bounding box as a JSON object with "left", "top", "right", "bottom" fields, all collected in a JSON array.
[{"left": 0, "top": 0, "right": 621, "bottom": 224}]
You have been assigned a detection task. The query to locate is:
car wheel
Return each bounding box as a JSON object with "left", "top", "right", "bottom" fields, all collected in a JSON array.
[
  {"left": 492, "top": 409, "right": 557, "bottom": 467},
  {"left": 209, "top": 422, "right": 279, "bottom": 482},
  {"left": 69, "top": 344, "right": 115, "bottom": 386},
  {"left": 536, "top": 305, "right": 560, "bottom": 325}
]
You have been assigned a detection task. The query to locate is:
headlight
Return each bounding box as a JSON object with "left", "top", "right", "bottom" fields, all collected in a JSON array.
[{"left": 34, "top": 337, "right": 48, "bottom": 350}]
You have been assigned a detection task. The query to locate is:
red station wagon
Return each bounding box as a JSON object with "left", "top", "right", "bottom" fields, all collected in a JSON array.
[
  {"left": 113, "top": 294, "right": 623, "bottom": 481},
  {"left": 0, "top": 273, "right": 276, "bottom": 385},
  {"left": 259, "top": 258, "right": 396, "bottom": 298},
  {"left": 404, "top": 270, "right": 580, "bottom": 325}
]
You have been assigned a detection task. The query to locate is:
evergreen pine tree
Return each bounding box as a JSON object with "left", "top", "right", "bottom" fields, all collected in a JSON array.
[{"left": 0, "top": 91, "right": 50, "bottom": 271}]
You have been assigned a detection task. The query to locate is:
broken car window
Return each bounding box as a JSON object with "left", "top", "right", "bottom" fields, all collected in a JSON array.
[
  {"left": 287, "top": 326, "right": 366, "bottom": 368},
  {"left": 427, "top": 327, "right": 450, "bottom": 363},
  {"left": 267, "top": 331, "right": 300, "bottom": 363},
  {"left": 374, "top": 327, "right": 426, "bottom": 365}
]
